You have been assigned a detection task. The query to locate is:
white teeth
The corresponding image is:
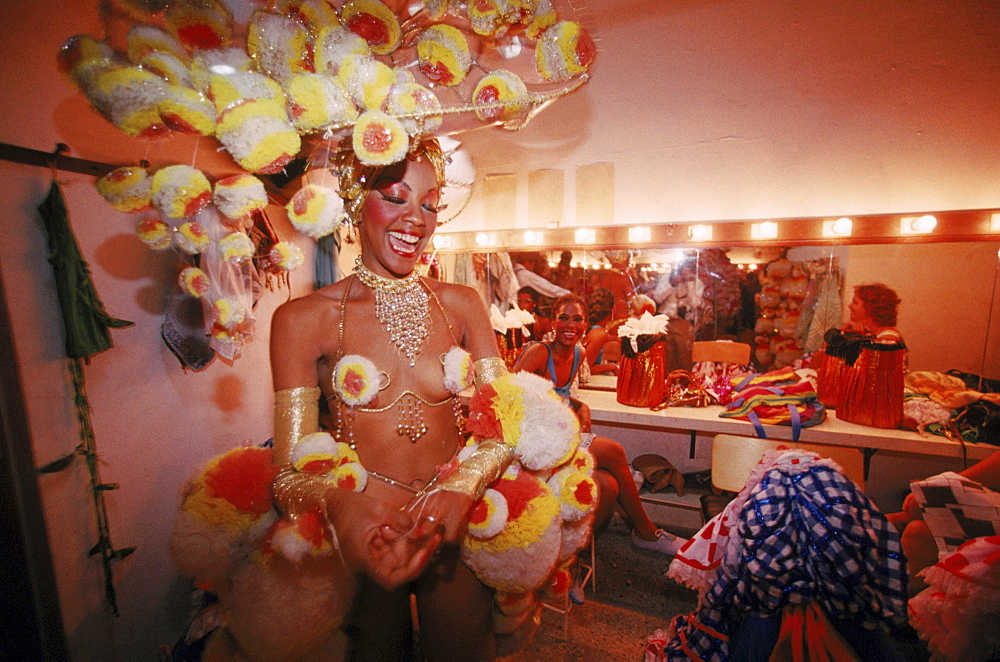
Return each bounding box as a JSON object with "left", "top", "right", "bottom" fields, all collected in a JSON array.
[{"left": 389, "top": 231, "right": 419, "bottom": 244}]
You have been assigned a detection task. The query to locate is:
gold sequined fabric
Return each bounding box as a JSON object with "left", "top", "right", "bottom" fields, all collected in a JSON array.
[
  {"left": 437, "top": 439, "right": 514, "bottom": 501},
  {"left": 473, "top": 357, "right": 509, "bottom": 388},
  {"left": 273, "top": 386, "right": 321, "bottom": 464}
]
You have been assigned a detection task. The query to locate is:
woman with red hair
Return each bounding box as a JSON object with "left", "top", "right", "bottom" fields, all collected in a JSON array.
[
  {"left": 836, "top": 283, "right": 908, "bottom": 428},
  {"left": 844, "top": 283, "right": 902, "bottom": 339}
]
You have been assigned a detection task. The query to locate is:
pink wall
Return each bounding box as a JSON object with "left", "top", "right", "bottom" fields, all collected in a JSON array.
[
  {"left": 454, "top": 0, "right": 1000, "bottom": 230},
  {"left": 0, "top": 0, "right": 997, "bottom": 657},
  {"left": 0, "top": 2, "right": 308, "bottom": 656}
]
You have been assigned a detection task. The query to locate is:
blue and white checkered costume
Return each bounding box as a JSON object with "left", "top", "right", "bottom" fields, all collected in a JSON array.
[{"left": 663, "top": 454, "right": 907, "bottom": 661}]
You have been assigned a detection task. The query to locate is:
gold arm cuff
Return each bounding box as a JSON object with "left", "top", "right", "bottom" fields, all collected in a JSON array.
[
  {"left": 436, "top": 439, "right": 515, "bottom": 501},
  {"left": 473, "top": 357, "right": 509, "bottom": 389},
  {"left": 273, "top": 387, "right": 321, "bottom": 465},
  {"left": 272, "top": 465, "right": 331, "bottom": 519}
]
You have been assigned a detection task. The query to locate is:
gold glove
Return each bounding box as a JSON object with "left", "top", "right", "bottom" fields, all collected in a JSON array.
[
  {"left": 273, "top": 386, "right": 321, "bottom": 465},
  {"left": 436, "top": 439, "right": 514, "bottom": 502}
]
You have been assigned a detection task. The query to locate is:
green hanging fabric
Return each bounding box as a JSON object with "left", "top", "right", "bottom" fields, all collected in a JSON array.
[
  {"left": 36, "top": 181, "right": 133, "bottom": 359},
  {"left": 34, "top": 178, "right": 135, "bottom": 616}
]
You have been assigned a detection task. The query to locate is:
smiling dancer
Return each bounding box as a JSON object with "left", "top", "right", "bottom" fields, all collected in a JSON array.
[{"left": 513, "top": 293, "right": 683, "bottom": 555}]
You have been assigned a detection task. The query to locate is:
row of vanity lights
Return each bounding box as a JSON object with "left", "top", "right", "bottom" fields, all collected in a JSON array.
[{"left": 430, "top": 210, "right": 1000, "bottom": 252}]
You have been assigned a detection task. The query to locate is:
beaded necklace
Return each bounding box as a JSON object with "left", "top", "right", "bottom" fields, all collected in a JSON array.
[{"left": 353, "top": 255, "right": 430, "bottom": 367}]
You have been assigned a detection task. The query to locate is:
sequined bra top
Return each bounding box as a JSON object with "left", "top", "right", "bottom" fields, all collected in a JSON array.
[{"left": 319, "top": 274, "right": 464, "bottom": 446}]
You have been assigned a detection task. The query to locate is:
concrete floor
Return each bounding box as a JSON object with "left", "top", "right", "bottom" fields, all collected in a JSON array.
[
  {"left": 504, "top": 516, "right": 932, "bottom": 661},
  {"left": 505, "top": 517, "right": 699, "bottom": 661}
]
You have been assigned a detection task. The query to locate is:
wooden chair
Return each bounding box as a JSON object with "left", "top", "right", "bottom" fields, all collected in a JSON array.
[
  {"left": 701, "top": 434, "right": 865, "bottom": 522},
  {"left": 692, "top": 340, "right": 752, "bottom": 366},
  {"left": 675, "top": 341, "right": 753, "bottom": 460}
]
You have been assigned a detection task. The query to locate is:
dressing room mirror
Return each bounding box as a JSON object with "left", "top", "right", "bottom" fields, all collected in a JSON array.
[{"left": 432, "top": 210, "right": 1000, "bottom": 380}]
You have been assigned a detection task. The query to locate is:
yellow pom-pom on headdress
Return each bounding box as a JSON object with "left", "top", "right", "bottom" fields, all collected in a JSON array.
[
  {"left": 535, "top": 20, "right": 596, "bottom": 83},
  {"left": 473, "top": 70, "right": 528, "bottom": 123},
  {"left": 127, "top": 24, "right": 189, "bottom": 65},
  {"left": 164, "top": 0, "right": 233, "bottom": 50},
  {"left": 352, "top": 110, "right": 408, "bottom": 166},
  {"left": 526, "top": 0, "right": 558, "bottom": 41},
  {"left": 314, "top": 25, "right": 370, "bottom": 75},
  {"left": 268, "top": 242, "right": 306, "bottom": 271},
  {"left": 158, "top": 86, "right": 217, "bottom": 136},
  {"left": 140, "top": 51, "right": 194, "bottom": 88},
  {"left": 150, "top": 165, "right": 213, "bottom": 219},
  {"left": 216, "top": 98, "right": 301, "bottom": 175},
  {"left": 213, "top": 174, "right": 268, "bottom": 219},
  {"left": 209, "top": 71, "right": 287, "bottom": 113},
  {"left": 286, "top": 184, "right": 342, "bottom": 238},
  {"left": 285, "top": 73, "right": 358, "bottom": 133},
  {"left": 417, "top": 24, "right": 472, "bottom": 86},
  {"left": 274, "top": 0, "right": 341, "bottom": 34},
  {"left": 97, "top": 166, "right": 152, "bottom": 213},
  {"left": 382, "top": 82, "right": 443, "bottom": 136},
  {"left": 247, "top": 11, "right": 314, "bottom": 84},
  {"left": 337, "top": 54, "right": 395, "bottom": 111},
  {"left": 212, "top": 296, "right": 246, "bottom": 330},
  {"left": 218, "top": 231, "right": 255, "bottom": 263},
  {"left": 88, "top": 66, "right": 169, "bottom": 138},
  {"left": 179, "top": 266, "right": 210, "bottom": 297},
  {"left": 189, "top": 47, "right": 253, "bottom": 93},
  {"left": 175, "top": 221, "right": 210, "bottom": 255},
  {"left": 467, "top": 0, "right": 502, "bottom": 36},
  {"left": 136, "top": 217, "right": 172, "bottom": 250},
  {"left": 58, "top": 34, "right": 117, "bottom": 94},
  {"left": 341, "top": 0, "right": 401, "bottom": 56}
]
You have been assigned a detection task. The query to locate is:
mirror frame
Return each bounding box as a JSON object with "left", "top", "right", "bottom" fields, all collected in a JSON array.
[{"left": 432, "top": 208, "right": 1000, "bottom": 252}]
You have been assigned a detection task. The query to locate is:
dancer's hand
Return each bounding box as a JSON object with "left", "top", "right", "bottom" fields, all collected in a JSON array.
[
  {"left": 407, "top": 490, "right": 474, "bottom": 545},
  {"left": 328, "top": 491, "right": 441, "bottom": 590}
]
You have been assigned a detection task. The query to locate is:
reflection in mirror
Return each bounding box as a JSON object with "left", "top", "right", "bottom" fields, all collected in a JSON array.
[{"left": 441, "top": 241, "right": 1000, "bottom": 380}]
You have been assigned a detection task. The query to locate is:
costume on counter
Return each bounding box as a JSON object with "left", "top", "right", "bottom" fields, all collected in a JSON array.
[
  {"left": 837, "top": 328, "right": 907, "bottom": 429},
  {"left": 655, "top": 450, "right": 907, "bottom": 661},
  {"left": 815, "top": 328, "right": 868, "bottom": 408}
]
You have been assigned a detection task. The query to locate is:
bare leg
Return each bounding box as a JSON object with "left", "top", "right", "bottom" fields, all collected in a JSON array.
[
  {"left": 414, "top": 545, "right": 495, "bottom": 661},
  {"left": 587, "top": 436, "right": 659, "bottom": 540},
  {"left": 592, "top": 469, "right": 619, "bottom": 532}
]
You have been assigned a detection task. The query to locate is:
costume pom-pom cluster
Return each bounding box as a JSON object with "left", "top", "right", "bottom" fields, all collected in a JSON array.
[{"left": 291, "top": 432, "right": 368, "bottom": 493}]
